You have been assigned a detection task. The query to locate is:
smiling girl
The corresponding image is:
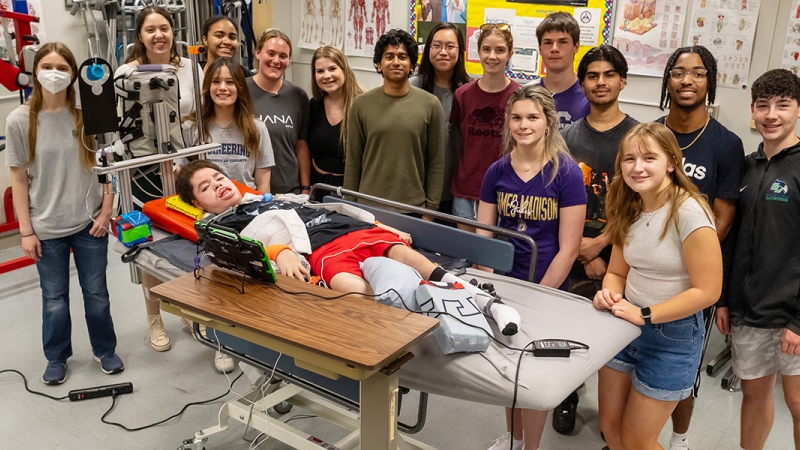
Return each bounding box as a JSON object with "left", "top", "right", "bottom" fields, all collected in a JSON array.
[
  {"left": 478, "top": 84, "right": 586, "bottom": 450},
  {"left": 595, "top": 122, "right": 721, "bottom": 450},
  {"left": 201, "top": 15, "right": 240, "bottom": 70},
  {"left": 411, "top": 23, "right": 471, "bottom": 216},
  {"left": 451, "top": 23, "right": 518, "bottom": 228},
  {"left": 180, "top": 58, "right": 274, "bottom": 192},
  {"left": 307, "top": 46, "right": 364, "bottom": 200}
]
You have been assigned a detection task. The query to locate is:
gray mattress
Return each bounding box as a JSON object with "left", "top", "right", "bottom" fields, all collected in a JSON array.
[{"left": 115, "top": 242, "right": 640, "bottom": 410}]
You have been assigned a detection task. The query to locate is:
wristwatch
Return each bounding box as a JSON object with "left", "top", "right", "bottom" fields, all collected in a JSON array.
[{"left": 640, "top": 307, "right": 652, "bottom": 326}]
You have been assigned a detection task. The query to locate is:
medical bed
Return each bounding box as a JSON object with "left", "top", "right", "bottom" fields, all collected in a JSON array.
[{"left": 111, "top": 179, "right": 641, "bottom": 450}]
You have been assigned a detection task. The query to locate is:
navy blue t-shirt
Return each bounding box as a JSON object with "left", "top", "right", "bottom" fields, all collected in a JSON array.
[{"left": 656, "top": 116, "right": 745, "bottom": 205}]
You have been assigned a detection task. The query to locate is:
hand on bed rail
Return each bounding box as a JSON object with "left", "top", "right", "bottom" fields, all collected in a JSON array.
[{"left": 374, "top": 222, "right": 412, "bottom": 244}]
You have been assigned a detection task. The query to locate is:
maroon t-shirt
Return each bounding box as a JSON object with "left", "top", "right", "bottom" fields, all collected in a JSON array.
[{"left": 450, "top": 79, "right": 520, "bottom": 200}]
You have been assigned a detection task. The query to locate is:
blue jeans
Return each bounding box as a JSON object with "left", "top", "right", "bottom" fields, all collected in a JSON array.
[
  {"left": 36, "top": 223, "right": 117, "bottom": 363},
  {"left": 606, "top": 312, "right": 704, "bottom": 401}
]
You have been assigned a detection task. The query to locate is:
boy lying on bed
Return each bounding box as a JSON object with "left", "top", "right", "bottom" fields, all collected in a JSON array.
[{"left": 175, "top": 160, "right": 520, "bottom": 334}]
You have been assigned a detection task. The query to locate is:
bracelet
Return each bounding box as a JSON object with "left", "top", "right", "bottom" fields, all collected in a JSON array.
[
  {"left": 300, "top": 185, "right": 311, "bottom": 190},
  {"left": 21, "top": 232, "right": 35, "bottom": 238}
]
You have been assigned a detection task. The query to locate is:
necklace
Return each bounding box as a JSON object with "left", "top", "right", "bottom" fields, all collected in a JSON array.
[
  {"left": 666, "top": 115, "right": 710, "bottom": 151},
  {"left": 326, "top": 98, "right": 344, "bottom": 116}
]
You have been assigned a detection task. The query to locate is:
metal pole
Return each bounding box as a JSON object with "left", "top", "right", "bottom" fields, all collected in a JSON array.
[{"left": 185, "top": 0, "right": 205, "bottom": 144}]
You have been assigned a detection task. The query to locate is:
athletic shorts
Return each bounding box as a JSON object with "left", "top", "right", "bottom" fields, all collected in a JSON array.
[
  {"left": 606, "top": 312, "right": 704, "bottom": 401},
  {"left": 307, "top": 228, "right": 408, "bottom": 285},
  {"left": 731, "top": 325, "right": 800, "bottom": 380}
]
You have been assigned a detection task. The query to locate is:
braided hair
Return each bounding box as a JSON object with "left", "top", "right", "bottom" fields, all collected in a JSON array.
[{"left": 659, "top": 46, "right": 717, "bottom": 110}]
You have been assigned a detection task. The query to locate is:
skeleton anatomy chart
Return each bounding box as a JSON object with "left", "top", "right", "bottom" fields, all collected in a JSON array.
[
  {"left": 299, "top": 0, "right": 345, "bottom": 49},
  {"left": 345, "top": 0, "right": 391, "bottom": 57}
]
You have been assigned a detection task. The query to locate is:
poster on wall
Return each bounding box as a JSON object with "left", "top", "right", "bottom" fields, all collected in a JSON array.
[
  {"left": 612, "top": 0, "right": 688, "bottom": 77},
  {"left": 346, "top": 0, "right": 391, "bottom": 57},
  {"left": 299, "top": 0, "right": 345, "bottom": 49},
  {"left": 417, "top": 0, "right": 467, "bottom": 52},
  {"left": 0, "top": 0, "right": 46, "bottom": 62},
  {"left": 781, "top": 0, "right": 800, "bottom": 76},
  {"left": 687, "top": 0, "right": 760, "bottom": 89}
]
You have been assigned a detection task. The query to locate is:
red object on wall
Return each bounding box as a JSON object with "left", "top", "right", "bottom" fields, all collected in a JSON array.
[{"left": 0, "top": 186, "right": 35, "bottom": 274}]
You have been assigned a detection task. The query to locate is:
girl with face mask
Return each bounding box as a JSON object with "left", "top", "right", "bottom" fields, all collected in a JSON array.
[{"left": 5, "top": 43, "right": 123, "bottom": 385}]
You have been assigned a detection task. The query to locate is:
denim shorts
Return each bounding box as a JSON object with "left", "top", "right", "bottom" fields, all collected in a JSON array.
[
  {"left": 606, "top": 311, "right": 704, "bottom": 401},
  {"left": 452, "top": 197, "right": 478, "bottom": 221}
]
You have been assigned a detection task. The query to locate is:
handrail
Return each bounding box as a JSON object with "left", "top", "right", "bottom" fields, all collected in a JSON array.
[{"left": 310, "top": 184, "right": 538, "bottom": 283}]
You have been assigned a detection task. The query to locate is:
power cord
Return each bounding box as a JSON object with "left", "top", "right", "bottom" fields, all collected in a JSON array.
[
  {"left": 100, "top": 371, "right": 244, "bottom": 432},
  {"left": 0, "top": 369, "right": 70, "bottom": 401}
]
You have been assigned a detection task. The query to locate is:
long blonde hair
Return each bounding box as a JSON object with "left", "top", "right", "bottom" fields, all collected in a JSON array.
[
  {"left": 605, "top": 122, "right": 714, "bottom": 246},
  {"left": 310, "top": 45, "right": 365, "bottom": 149},
  {"left": 28, "top": 42, "right": 95, "bottom": 170},
  {"left": 502, "top": 84, "right": 570, "bottom": 184},
  {"left": 185, "top": 58, "right": 260, "bottom": 159}
]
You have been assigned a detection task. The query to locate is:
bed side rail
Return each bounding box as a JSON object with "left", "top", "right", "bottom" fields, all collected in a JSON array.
[{"left": 311, "top": 184, "right": 537, "bottom": 283}]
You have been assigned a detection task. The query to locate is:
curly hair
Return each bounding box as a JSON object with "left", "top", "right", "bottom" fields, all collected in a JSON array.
[
  {"left": 659, "top": 46, "right": 717, "bottom": 110},
  {"left": 577, "top": 45, "right": 628, "bottom": 83},
  {"left": 373, "top": 29, "right": 418, "bottom": 76},
  {"left": 751, "top": 69, "right": 800, "bottom": 104},
  {"left": 417, "top": 22, "right": 471, "bottom": 93}
]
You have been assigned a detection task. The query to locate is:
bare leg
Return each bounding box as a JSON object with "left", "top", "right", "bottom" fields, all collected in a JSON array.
[
  {"left": 782, "top": 374, "right": 800, "bottom": 449},
  {"left": 671, "top": 395, "right": 694, "bottom": 434},
  {"left": 504, "top": 407, "right": 523, "bottom": 440},
  {"left": 522, "top": 409, "right": 548, "bottom": 449},
  {"left": 456, "top": 222, "right": 477, "bottom": 233},
  {"left": 740, "top": 373, "right": 778, "bottom": 450},
  {"left": 141, "top": 271, "right": 162, "bottom": 315},
  {"left": 620, "top": 388, "right": 678, "bottom": 450},
  {"left": 385, "top": 245, "right": 437, "bottom": 280},
  {"left": 329, "top": 272, "right": 374, "bottom": 297},
  {"left": 598, "top": 365, "right": 632, "bottom": 450}
]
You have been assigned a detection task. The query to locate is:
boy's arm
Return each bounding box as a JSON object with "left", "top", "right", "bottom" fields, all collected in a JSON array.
[{"left": 265, "top": 244, "right": 309, "bottom": 281}]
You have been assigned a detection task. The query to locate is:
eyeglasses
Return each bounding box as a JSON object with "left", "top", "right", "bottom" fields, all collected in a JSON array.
[
  {"left": 480, "top": 23, "right": 511, "bottom": 33},
  {"left": 430, "top": 42, "right": 459, "bottom": 53},
  {"left": 668, "top": 69, "right": 708, "bottom": 81}
]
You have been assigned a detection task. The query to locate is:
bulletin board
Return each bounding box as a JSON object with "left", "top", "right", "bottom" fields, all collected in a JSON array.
[{"left": 411, "top": 0, "right": 614, "bottom": 81}]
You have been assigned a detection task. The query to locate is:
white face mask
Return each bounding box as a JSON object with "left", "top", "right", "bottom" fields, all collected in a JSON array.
[{"left": 37, "top": 70, "right": 72, "bottom": 94}]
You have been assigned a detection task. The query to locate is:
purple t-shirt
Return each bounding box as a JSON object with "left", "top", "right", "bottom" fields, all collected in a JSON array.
[
  {"left": 480, "top": 153, "right": 586, "bottom": 288},
  {"left": 539, "top": 79, "right": 590, "bottom": 130}
]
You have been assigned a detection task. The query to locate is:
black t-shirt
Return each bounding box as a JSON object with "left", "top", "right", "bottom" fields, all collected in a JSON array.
[
  {"left": 215, "top": 200, "right": 372, "bottom": 250},
  {"left": 656, "top": 116, "right": 745, "bottom": 205},
  {"left": 562, "top": 115, "right": 639, "bottom": 277},
  {"left": 307, "top": 98, "right": 345, "bottom": 174}
]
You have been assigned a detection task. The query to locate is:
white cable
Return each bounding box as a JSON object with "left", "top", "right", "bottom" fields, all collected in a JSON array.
[{"left": 85, "top": 175, "right": 114, "bottom": 234}]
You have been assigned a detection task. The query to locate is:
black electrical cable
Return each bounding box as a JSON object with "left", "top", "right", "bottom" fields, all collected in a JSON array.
[
  {"left": 100, "top": 371, "right": 244, "bottom": 432},
  {"left": 0, "top": 369, "right": 70, "bottom": 401}
]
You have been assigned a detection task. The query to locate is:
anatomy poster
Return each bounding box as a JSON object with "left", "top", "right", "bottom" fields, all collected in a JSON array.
[
  {"left": 688, "top": 0, "right": 760, "bottom": 89},
  {"left": 781, "top": 0, "right": 800, "bottom": 76},
  {"left": 299, "top": 0, "right": 345, "bottom": 49},
  {"left": 0, "top": 0, "right": 46, "bottom": 62},
  {"left": 346, "top": 0, "right": 391, "bottom": 57},
  {"left": 613, "top": 0, "right": 689, "bottom": 77}
]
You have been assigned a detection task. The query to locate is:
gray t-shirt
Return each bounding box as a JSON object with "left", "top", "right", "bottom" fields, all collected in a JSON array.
[
  {"left": 180, "top": 120, "right": 275, "bottom": 189},
  {"left": 410, "top": 75, "right": 457, "bottom": 202},
  {"left": 4, "top": 105, "right": 102, "bottom": 240},
  {"left": 623, "top": 197, "right": 715, "bottom": 308},
  {"left": 246, "top": 78, "right": 310, "bottom": 194}
]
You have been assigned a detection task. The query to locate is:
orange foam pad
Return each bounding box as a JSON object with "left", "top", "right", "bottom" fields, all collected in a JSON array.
[{"left": 142, "top": 180, "right": 259, "bottom": 243}]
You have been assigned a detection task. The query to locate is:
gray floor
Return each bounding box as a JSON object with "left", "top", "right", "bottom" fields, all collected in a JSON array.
[{"left": 0, "top": 243, "right": 795, "bottom": 450}]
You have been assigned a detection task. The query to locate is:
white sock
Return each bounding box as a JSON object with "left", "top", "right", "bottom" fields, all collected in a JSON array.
[
  {"left": 669, "top": 431, "right": 689, "bottom": 449},
  {"left": 441, "top": 273, "right": 521, "bottom": 335},
  {"left": 511, "top": 437, "right": 524, "bottom": 450}
]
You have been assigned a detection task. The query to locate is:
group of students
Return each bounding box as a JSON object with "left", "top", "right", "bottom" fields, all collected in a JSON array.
[{"left": 5, "top": 6, "right": 800, "bottom": 450}]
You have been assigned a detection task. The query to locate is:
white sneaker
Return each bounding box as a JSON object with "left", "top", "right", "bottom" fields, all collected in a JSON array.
[
  {"left": 488, "top": 432, "right": 524, "bottom": 450},
  {"left": 147, "top": 315, "right": 171, "bottom": 351},
  {"left": 214, "top": 350, "right": 234, "bottom": 373}
]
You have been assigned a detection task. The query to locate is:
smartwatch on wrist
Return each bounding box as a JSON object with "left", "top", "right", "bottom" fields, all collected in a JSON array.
[{"left": 640, "top": 307, "right": 652, "bottom": 325}]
